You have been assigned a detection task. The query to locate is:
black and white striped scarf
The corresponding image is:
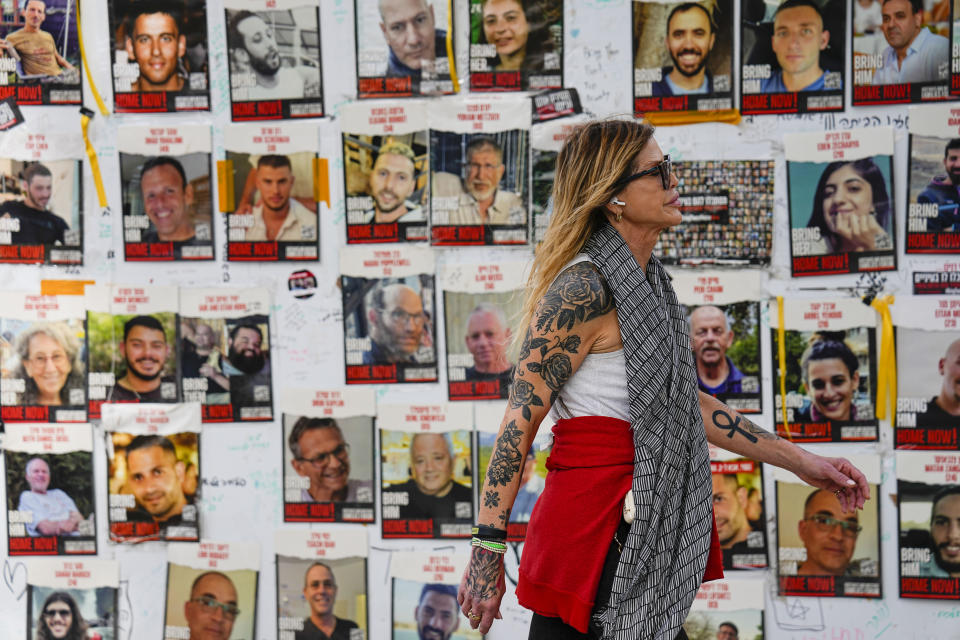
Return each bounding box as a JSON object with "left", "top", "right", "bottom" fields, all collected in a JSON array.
[{"left": 584, "top": 222, "right": 713, "bottom": 640}]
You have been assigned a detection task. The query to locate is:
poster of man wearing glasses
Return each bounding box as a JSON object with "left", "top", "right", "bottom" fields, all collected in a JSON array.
[
  {"left": 163, "top": 541, "right": 259, "bottom": 640},
  {"left": 25, "top": 558, "right": 118, "bottom": 640},
  {"left": 281, "top": 388, "right": 375, "bottom": 524},
  {"left": 775, "top": 455, "right": 881, "bottom": 598}
]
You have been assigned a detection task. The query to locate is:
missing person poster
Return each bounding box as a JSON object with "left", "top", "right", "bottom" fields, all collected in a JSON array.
[
  {"left": 740, "top": 0, "right": 844, "bottom": 114},
  {"left": 468, "top": 0, "right": 562, "bottom": 92},
  {"left": 0, "top": 0, "right": 81, "bottom": 106},
  {"left": 163, "top": 541, "right": 259, "bottom": 640},
  {"left": 476, "top": 400, "right": 550, "bottom": 541},
  {"left": 683, "top": 578, "right": 764, "bottom": 639},
  {"left": 118, "top": 125, "right": 214, "bottom": 261},
  {"left": 655, "top": 159, "right": 774, "bottom": 265},
  {"left": 380, "top": 403, "right": 473, "bottom": 539},
  {"left": 671, "top": 269, "right": 763, "bottom": 413},
  {"left": 109, "top": 0, "right": 210, "bottom": 112},
  {"left": 709, "top": 444, "right": 767, "bottom": 570},
  {"left": 913, "top": 269, "right": 960, "bottom": 295},
  {"left": 906, "top": 104, "right": 960, "bottom": 253},
  {"left": 633, "top": 0, "right": 734, "bottom": 116},
  {"left": 102, "top": 402, "right": 201, "bottom": 544},
  {"left": 355, "top": 0, "right": 454, "bottom": 98},
  {"left": 341, "top": 100, "right": 429, "bottom": 243},
  {"left": 429, "top": 96, "right": 530, "bottom": 245},
  {"left": 775, "top": 455, "right": 882, "bottom": 598},
  {"left": 281, "top": 387, "right": 375, "bottom": 523},
  {"left": 390, "top": 551, "right": 481, "bottom": 640},
  {"left": 275, "top": 527, "right": 368, "bottom": 640},
  {"left": 897, "top": 450, "right": 960, "bottom": 598},
  {"left": 770, "top": 297, "right": 878, "bottom": 442},
  {"left": 179, "top": 287, "right": 273, "bottom": 422},
  {"left": 530, "top": 115, "right": 585, "bottom": 244},
  {"left": 0, "top": 122, "right": 83, "bottom": 265},
  {"left": 0, "top": 291, "right": 86, "bottom": 423},
  {"left": 223, "top": 122, "right": 320, "bottom": 261},
  {"left": 785, "top": 128, "right": 897, "bottom": 276},
  {"left": 26, "top": 558, "right": 118, "bottom": 640},
  {"left": 340, "top": 245, "right": 437, "bottom": 384},
  {"left": 5, "top": 422, "right": 96, "bottom": 556},
  {"left": 894, "top": 298, "right": 960, "bottom": 448},
  {"left": 85, "top": 284, "right": 180, "bottom": 419},
  {"left": 442, "top": 261, "right": 524, "bottom": 401},
  {"left": 853, "top": 0, "right": 950, "bottom": 105},
  {"left": 225, "top": 0, "right": 324, "bottom": 120}
]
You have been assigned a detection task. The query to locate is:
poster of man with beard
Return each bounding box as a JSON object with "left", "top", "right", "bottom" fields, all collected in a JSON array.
[
  {"left": 390, "top": 551, "right": 481, "bottom": 640},
  {"left": 85, "top": 285, "right": 180, "bottom": 420},
  {"left": 179, "top": 288, "right": 273, "bottom": 422},
  {"left": 25, "top": 558, "right": 119, "bottom": 640},
  {"left": 632, "top": 0, "right": 734, "bottom": 117},
  {"left": 224, "top": 0, "right": 324, "bottom": 120},
  {"left": 897, "top": 451, "right": 960, "bottom": 599},
  {"left": 906, "top": 104, "right": 960, "bottom": 254}
]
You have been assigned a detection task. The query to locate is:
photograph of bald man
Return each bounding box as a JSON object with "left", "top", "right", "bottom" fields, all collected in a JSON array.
[
  {"left": 362, "top": 142, "right": 424, "bottom": 224},
  {"left": 378, "top": 0, "right": 446, "bottom": 82},
  {"left": 363, "top": 282, "right": 431, "bottom": 364},
  {"left": 797, "top": 488, "right": 862, "bottom": 576},
  {"left": 690, "top": 305, "right": 744, "bottom": 396},
  {"left": 183, "top": 571, "right": 239, "bottom": 640},
  {"left": 917, "top": 338, "right": 960, "bottom": 425},
  {"left": 651, "top": 3, "right": 717, "bottom": 96},
  {"left": 295, "top": 562, "right": 359, "bottom": 640},
  {"left": 17, "top": 457, "right": 83, "bottom": 537},
  {"left": 463, "top": 303, "right": 514, "bottom": 387},
  {"left": 383, "top": 432, "right": 472, "bottom": 520}
]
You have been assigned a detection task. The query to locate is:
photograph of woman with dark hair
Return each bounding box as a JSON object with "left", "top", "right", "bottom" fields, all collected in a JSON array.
[
  {"left": 795, "top": 339, "right": 863, "bottom": 422},
  {"left": 478, "top": 0, "right": 560, "bottom": 87},
  {"left": 802, "top": 158, "right": 893, "bottom": 255},
  {"left": 35, "top": 591, "right": 101, "bottom": 640}
]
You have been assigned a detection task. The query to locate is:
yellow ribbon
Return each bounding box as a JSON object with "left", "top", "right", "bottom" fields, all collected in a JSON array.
[
  {"left": 76, "top": 0, "right": 109, "bottom": 115},
  {"left": 313, "top": 157, "right": 330, "bottom": 206},
  {"left": 870, "top": 295, "right": 896, "bottom": 427},
  {"left": 445, "top": 0, "right": 460, "bottom": 92},
  {"left": 776, "top": 296, "right": 793, "bottom": 441},
  {"left": 80, "top": 111, "right": 107, "bottom": 208},
  {"left": 216, "top": 160, "right": 235, "bottom": 212},
  {"left": 644, "top": 109, "right": 741, "bottom": 127}
]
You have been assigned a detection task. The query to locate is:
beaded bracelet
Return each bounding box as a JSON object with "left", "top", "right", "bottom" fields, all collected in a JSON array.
[
  {"left": 471, "top": 537, "right": 507, "bottom": 554},
  {"left": 471, "top": 525, "right": 507, "bottom": 541}
]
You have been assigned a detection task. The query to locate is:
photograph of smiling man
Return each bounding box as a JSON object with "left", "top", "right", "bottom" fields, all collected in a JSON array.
[
  {"left": 633, "top": 0, "right": 734, "bottom": 115},
  {"left": 109, "top": 0, "right": 210, "bottom": 112}
]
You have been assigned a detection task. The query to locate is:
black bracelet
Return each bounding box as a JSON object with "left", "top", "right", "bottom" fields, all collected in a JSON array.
[{"left": 472, "top": 525, "right": 507, "bottom": 540}]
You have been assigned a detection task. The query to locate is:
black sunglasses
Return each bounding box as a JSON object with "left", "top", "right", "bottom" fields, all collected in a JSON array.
[{"left": 614, "top": 155, "right": 672, "bottom": 191}]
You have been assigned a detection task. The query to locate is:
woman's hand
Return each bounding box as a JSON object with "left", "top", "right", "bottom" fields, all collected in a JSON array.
[
  {"left": 791, "top": 449, "right": 871, "bottom": 513},
  {"left": 834, "top": 210, "right": 889, "bottom": 252},
  {"left": 457, "top": 546, "right": 505, "bottom": 634}
]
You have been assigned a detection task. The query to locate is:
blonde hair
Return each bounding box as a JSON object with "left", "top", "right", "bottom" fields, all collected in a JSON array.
[{"left": 519, "top": 119, "right": 655, "bottom": 337}]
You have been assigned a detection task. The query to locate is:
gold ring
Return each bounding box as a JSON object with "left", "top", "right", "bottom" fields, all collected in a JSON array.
[{"left": 469, "top": 613, "right": 481, "bottom": 621}]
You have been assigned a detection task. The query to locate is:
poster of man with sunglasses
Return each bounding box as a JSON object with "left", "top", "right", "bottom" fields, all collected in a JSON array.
[
  {"left": 770, "top": 298, "right": 879, "bottom": 443},
  {"left": 633, "top": 0, "right": 734, "bottom": 117},
  {"left": 775, "top": 456, "right": 882, "bottom": 598},
  {"left": 340, "top": 245, "right": 437, "bottom": 385},
  {"left": 429, "top": 97, "right": 530, "bottom": 246},
  {"left": 26, "top": 558, "right": 118, "bottom": 640},
  {"left": 281, "top": 388, "right": 375, "bottom": 524},
  {"left": 164, "top": 541, "right": 259, "bottom": 640},
  {"left": 897, "top": 451, "right": 960, "bottom": 599},
  {"left": 652, "top": 156, "right": 774, "bottom": 265}
]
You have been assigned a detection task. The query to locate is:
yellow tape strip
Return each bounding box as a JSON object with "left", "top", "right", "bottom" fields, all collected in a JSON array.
[
  {"left": 870, "top": 295, "right": 897, "bottom": 427},
  {"left": 777, "top": 296, "right": 793, "bottom": 441},
  {"left": 446, "top": 0, "right": 460, "bottom": 93},
  {"left": 645, "top": 110, "right": 741, "bottom": 127},
  {"left": 76, "top": 0, "right": 109, "bottom": 115},
  {"left": 40, "top": 279, "right": 94, "bottom": 296},
  {"left": 217, "top": 160, "right": 235, "bottom": 212},
  {"left": 80, "top": 113, "right": 108, "bottom": 207},
  {"left": 313, "top": 157, "right": 330, "bottom": 206}
]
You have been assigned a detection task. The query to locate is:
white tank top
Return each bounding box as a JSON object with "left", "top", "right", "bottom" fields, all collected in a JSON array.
[{"left": 545, "top": 255, "right": 630, "bottom": 423}]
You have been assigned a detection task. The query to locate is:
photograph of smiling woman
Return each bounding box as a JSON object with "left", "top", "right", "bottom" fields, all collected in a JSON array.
[{"left": 470, "top": 0, "right": 562, "bottom": 91}]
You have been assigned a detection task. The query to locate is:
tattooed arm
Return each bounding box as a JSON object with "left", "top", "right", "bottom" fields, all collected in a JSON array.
[
  {"left": 699, "top": 391, "right": 869, "bottom": 511},
  {"left": 458, "top": 261, "right": 617, "bottom": 634}
]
